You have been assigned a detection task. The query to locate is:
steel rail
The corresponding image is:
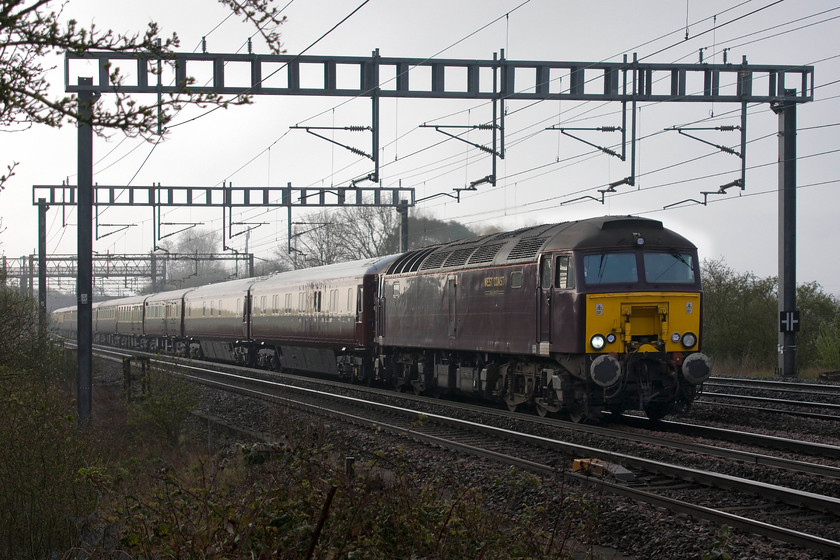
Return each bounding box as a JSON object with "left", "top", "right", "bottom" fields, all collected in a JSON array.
[
  {"left": 700, "top": 391, "right": 840, "bottom": 410},
  {"left": 95, "top": 343, "right": 840, "bottom": 468},
  {"left": 170, "top": 364, "right": 840, "bottom": 555},
  {"left": 165, "top": 361, "right": 840, "bottom": 514},
  {"left": 707, "top": 376, "right": 840, "bottom": 394}
]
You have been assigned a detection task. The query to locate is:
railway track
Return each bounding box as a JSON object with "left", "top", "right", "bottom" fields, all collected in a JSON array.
[
  {"left": 108, "top": 350, "right": 840, "bottom": 556},
  {"left": 79, "top": 343, "right": 840, "bottom": 554},
  {"left": 697, "top": 376, "right": 840, "bottom": 421}
]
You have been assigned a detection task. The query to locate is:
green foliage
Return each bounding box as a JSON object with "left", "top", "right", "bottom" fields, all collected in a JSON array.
[
  {"left": 702, "top": 525, "right": 734, "bottom": 560},
  {"left": 701, "top": 259, "right": 840, "bottom": 372},
  {"left": 127, "top": 368, "right": 200, "bottom": 445},
  {"left": 815, "top": 323, "right": 840, "bottom": 370},
  {"left": 0, "top": 367, "right": 99, "bottom": 559},
  {"left": 103, "top": 442, "right": 589, "bottom": 560},
  {"left": 701, "top": 259, "right": 778, "bottom": 369},
  {"left": 0, "top": 286, "right": 51, "bottom": 372}
]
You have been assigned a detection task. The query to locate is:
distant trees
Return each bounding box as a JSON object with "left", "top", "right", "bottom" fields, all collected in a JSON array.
[
  {"left": 701, "top": 258, "right": 840, "bottom": 372},
  {"left": 286, "top": 206, "right": 479, "bottom": 268}
]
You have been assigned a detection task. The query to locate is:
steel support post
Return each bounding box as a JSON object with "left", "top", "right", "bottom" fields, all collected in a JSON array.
[
  {"left": 398, "top": 199, "right": 409, "bottom": 252},
  {"left": 150, "top": 252, "right": 157, "bottom": 292},
  {"left": 773, "top": 91, "right": 797, "bottom": 378},
  {"left": 38, "top": 198, "right": 48, "bottom": 335},
  {"left": 76, "top": 78, "right": 98, "bottom": 425}
]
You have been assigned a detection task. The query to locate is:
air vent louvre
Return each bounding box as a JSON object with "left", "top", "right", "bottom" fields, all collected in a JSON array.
[
  {"left": 507, "top": 237, "right": 548, "bottom": 261},
  {"left": 443, "top": 247, "right": 475, "bottom": 267},
  {"left": 419, "top": 250, "right": 452, "bottom": 270},
  {"left": 468, "top": 243, "right": 504, "bottom": 264}
]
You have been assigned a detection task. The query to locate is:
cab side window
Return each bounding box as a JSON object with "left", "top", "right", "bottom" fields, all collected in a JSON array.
[
  {"left": 555, "top": 255, "right": 575, "bottom": 289},
  {"left": 540, "top": 257, "right": 552, "bottom": 289}
]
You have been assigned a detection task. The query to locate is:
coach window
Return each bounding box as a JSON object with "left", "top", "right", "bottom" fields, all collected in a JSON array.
[
  {"left": 393, "top": 281, "right": 400, "bottom": 298},
  {"left": 347, "top": 288, "right": 353, "bottom": 312},
  {"left": 510, "top": 271, "right": 523, "bottom": 289},
  {"left": 299, "top": 292, "right": 305, "bottom": 312},
  {"left": 555, "top": 255, "right": 575, "bottom": 289}
]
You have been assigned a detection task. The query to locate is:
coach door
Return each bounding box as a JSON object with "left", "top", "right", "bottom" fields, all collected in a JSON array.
[
  {"left": 448, "top": 275, "right": 457, "bottom": 339},
  {"left": 355, "top": 285, "right": 365, "bottom": 344},
  {"left": 537, "top": 255, "right": 552, "bottom": 353}
]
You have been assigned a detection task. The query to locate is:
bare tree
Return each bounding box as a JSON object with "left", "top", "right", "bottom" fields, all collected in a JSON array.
[
  {"left": 0, "top": 0, "right": 287, "bottom": 191},
  {"left": 284, "top": 204, "right": 482, "bottom": 269},
  {"left": 335, "top": 205, "right": 400, "bottom": 259},
  {"left": 288, "top": 210, "right": 345, "bottom": 268},
  {"left": 154, "top": 228, "right": 229, "bottom": 288}
]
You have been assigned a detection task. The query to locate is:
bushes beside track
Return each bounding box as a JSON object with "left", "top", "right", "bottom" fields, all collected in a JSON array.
[{"left": 701, "top": 259, "right": 840, "bottom": 374}]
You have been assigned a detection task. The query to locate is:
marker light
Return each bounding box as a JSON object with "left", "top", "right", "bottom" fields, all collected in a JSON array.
[{"left": 681, "top": 332, "right": 697, "bottom": 349}]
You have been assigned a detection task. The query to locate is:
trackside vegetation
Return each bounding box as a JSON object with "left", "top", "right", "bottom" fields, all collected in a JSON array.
[
  {"left": 701, "top": 259, "right": 840, "bottom": 376},
  {"left": 0, "top": 257, "right": 837, "bottom": 557}
]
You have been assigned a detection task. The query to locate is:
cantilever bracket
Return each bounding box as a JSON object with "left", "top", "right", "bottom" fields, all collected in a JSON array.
[
  {"left": 222, "top": 182, "right": 267, "bottom": 251},
  {"left": 663, "top": 178, "right": 743, "bottom": 209},
  {"left": 95, "top": 223, "right": 134, "bottom": 240},
  {"left": 95, "top": 183, "right": 135, "bottom": 240},
  {"left": 291, "top": 125, "right": 374, "bottom": 160},
  {"left": 666, "top": 101, "right": 748, "bottom": 194},
  {"left": 560, "top": 176, "right": 635, "bottom": 207},
  {"left": 421, "top": 124, "right": 502, "bottom": 158},
  {"left": 151, "top": 183, "right": 200, "bottom": 250},
  {"left": 421, "top": 123, "right": 502, "bottom": 188},
  {"left": 670, "top": 126, "right": 743, "bottom": 157},
  {"left": 547, "top": 126, "right": 625, "bottom": 160}
]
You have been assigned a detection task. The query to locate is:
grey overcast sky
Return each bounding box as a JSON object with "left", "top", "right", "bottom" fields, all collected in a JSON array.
[{"left": 2, "top": 0, "right": 840, "bottom": 294}]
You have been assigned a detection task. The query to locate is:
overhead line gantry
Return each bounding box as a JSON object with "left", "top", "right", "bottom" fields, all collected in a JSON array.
[{"left": 59, "top": 48, "right": 813, "bottom": 425}]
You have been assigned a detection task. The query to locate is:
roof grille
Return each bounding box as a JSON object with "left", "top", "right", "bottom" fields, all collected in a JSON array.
[
  {"left": 507, "top": 237, "right": 547, "bottom": 261},
  {"left": 443, "top": 247, "right": 475, "bottom": 268},
  {"left": 420, "top": 250, "right": 452, "bottom": 270},
  {"left": 468, "top": 243, "right": 504, "bottom": 264}
]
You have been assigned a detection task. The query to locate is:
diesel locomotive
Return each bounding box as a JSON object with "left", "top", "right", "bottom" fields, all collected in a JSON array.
[{"left": 53, "top": 215, "right": 711, "bottom": 421}]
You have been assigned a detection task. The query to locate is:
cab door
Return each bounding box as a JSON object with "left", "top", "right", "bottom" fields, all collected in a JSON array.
[{"left": 537, "top": 255, "right": 552, "bottom": 350}]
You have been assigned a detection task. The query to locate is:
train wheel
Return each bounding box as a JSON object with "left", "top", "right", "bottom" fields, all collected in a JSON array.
[
  {"left": 535, "top": 402, "right": 550, "bottom": 417},
  {"left": 506, "top": 400, "right": 519, "bottom": 413},
  {"left": 567, "top": 401, "right": 586, "bottom": 423},
  {"left": 606, "top": 403, "right": 626, "bottom": 418},
  {"left": 644, "top": 401, "right": 671, "bottom": 422}
]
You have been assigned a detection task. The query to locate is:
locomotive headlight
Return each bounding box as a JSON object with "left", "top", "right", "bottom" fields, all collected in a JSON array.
[
  {"left": 681, "top": 332, "right": 697, "bottom": 349},
  {"left": 590, "top": 334, "right": 607, "bottom": 350}
]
